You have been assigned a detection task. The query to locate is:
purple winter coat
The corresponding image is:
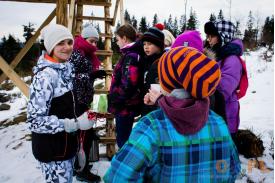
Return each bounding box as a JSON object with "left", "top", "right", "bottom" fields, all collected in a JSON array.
[{"left": 217, "top": 39, "right": 243, "bottom": 133}]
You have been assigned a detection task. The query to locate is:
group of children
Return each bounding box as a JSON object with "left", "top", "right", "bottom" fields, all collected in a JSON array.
[{"left": 27, "top": 19, "right": 244, "bottom": 182}]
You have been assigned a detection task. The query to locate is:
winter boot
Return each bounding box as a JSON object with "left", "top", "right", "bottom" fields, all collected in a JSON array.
[{"left": 76, "top": 168, "right": 101, "bottom": 183}]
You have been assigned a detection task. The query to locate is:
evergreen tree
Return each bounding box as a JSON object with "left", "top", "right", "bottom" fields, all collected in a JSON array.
[
  {"left": 124, "top": 9, "right": 131, "bottom": 24},
  {"left": 20, "top": 23, "right": 40, "bottom": 75},
  {"left": 95, "top": 23, "right": 104, "bottom": 50},
  {"left": 179, "top": 15, "right": 186, "bottom": 33},
  {"left": 209, "top": 13, "right": 216, "bottom": 22},
  {"left": 217, "top": 10, "right": 224, "bottom": 21},
  {"left": 23, "top": 22, "right": 35, "bottom": 42},
  {"left": 243, "top": 11, "right": 257, "bottom": 49},
  {"left": 139, "top": 17, "right": 148, "bottom": 33},
  {"left": 111, "top": 22, "right": 121, "bottom": 64},
  {"left": 0, "top": 35, "right": 21, "bottom": 64},
  {"left": 163, "top": 19, "right": 168, "bottom": 30},
  {"left": 235, "top": 20, "right": 242, "bottom": 38},
  {"left": 131, "top": 16, "right": 138, "bottom": 30},
  {"left": 186, "top": 8, "right": 198, "bottom": 30},
  {"left": 166, "top": 14, "right": 173, "bottom": 33},
  {"left": 152, "top": 13, "right": 158, "bottom": 26},
  {"left": 172, "top": 17, "right": 179, "bottom": 37},
  {"left": 261, "top": 15, "right": 274, "bottom": 48}
]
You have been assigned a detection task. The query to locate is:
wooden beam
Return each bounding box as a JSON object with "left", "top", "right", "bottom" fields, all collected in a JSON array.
[
  {"left": 99, "top": 33, "right": 112, "bottom": 38},
  {"left": 56, "top": 0, "right": 68, "bottom": 26},
  {"left": 0, "top": 56, "right": 29, "bottom": 97},
  {"left": 67, "top": 0, "right": 76, "bottom": 32},
  {"left": 120, "top": 0, "right": 124, "bottom": 25},
  {"left": 0, "top": 8, "right": 56, "bottom": 84},
  {"left": 77, "top": 16, "right": 113, "bottom": 23},
  {"left": 0, "top": 0, "right": 111, "bottom": 6},
  {"left": 112, "top": 0, "right": 120, "bottom": 26},
  {"left": 95, "top": 50, "right": 113, "bottom": 56},
  {"left": 75, "top": 2, "right": 83, "bottom": 35}
]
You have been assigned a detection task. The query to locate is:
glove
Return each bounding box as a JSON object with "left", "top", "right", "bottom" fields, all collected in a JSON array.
[
  {"left": 63, "top": 112, "right": 95, "bottom": 132},
  {"left": 76, "top": 112, "right": 95, "bottom": 130},
  {"left": 63, "top": 118, "right": 79, "bottom": 133},
  {"left": 91, "top": 70, "right": 106, "bottom": 79}
]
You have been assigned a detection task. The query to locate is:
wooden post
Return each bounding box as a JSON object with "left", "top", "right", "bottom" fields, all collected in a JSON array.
[
  {"left": 112, "top": 0, "right": 120, "bottom": 26},
  {"left": 68, "top": 0, "right": 76, "bottom": 32},
  {"left": 0, "top": 56, "right": 29, "bottom": 97},
  {"left": 75, "top": 1, "right": 83, "bottom": 35},
  {"left": 120, "top": 0, "right": 124, "bottom": 25},
  {"left": 0, "top": 8, "right": 56, "bottom": 84},
  {"left": 56, "top": 0, "right": 68, "bottom": 26},
  {"left": 104, "top": 4, "right": 116, "bottom": 159}
]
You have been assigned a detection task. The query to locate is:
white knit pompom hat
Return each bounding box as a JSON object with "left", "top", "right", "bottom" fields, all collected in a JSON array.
[
  {"left": 81, "top": 24, "right": 99, "bottom": 40},
  {"left": 41, "top": 24, "right": 74, "bottom": 54}
]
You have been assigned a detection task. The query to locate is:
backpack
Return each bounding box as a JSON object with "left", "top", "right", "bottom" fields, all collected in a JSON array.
[{"left": 236, "top": 57, "right": 248, "bottom": 99}]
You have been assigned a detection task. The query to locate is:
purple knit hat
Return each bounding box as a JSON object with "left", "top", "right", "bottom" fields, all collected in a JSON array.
[{"left": 171, "top": 30, "right": 203, "bottom": 52}]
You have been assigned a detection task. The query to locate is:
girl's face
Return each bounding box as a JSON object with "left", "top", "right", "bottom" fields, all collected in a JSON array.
[
  {"left": 52, "top": 39, "right": 73, "bottom": 63},
  {"left": 116, "top": 35, "right": 128, "bottom": 49},
  {"left": 207, "top": 35, "right": 219, "bottom": 48},
  {"left": 143, "top": 41, "right": 161, "bottom": 56},
  {"left": 86, "top": 37, "right": 98, "bottom": 47}
]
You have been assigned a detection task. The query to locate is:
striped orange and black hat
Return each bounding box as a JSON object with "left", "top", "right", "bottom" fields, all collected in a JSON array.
[{"left": 158, "top": 46, "right": 221, "bottom": 98}]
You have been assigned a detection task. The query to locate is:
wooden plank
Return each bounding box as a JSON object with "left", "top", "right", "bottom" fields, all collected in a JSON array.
[
  {"left": 99, "top": 136, "right": 116, "bottom": 144},
  {"left": 120, "top": 0, "right": 124, "bottom": 25},
  {"left": 77, "top": 16, "right": 113, "bottom": 23},
  {"left": 0, "top": 8, "right": 56, "bottom": 84},
  {"left": 95, "top": 50, "right": 113, "bottom": 56},
  {"left": 112, "top": 0, "right": 120, "bottom": 26},
  {"left": 94, "top": 89, "right": 109, "bottom": 94},
  {"left": 67, "top": 0, "right": 76, "bottom": 32},
  {"left": 0, "top": 0, "right": 111, "bottom": 6},
  {"left": 99, "top": 33, "right": 112, "bottom": 38},
  {"left": 56, "top": 0, "right": 68, "bottom": 26},
  {"left": 0, "top": 56, "right": 29, "bottom": 97},
  {"left": 74, "top": 1, "right": 83, "bottom": 35}
]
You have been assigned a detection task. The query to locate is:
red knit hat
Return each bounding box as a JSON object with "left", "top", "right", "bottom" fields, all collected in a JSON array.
[
  {"left": 154, "top": 23, "right": 165, "bottom": 31},
  {"left": 158, "top": 47, "right": 221, "bottom": 98}
]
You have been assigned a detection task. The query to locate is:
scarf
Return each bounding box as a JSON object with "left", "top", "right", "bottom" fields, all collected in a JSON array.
[{"left": 74, "top": 35, "right": 100, "bottom": 71}]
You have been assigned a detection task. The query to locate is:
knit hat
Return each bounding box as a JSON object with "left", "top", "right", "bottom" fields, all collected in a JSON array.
[
  {"left": 171, "top": 30, "right": 203, "bottom": 52},
  {"left": 154, "top": 23, "right": 165, "bottom": 31},
  {"left": 162, "top": 29, "right": 175, "bottom": 47},
  {"left": 142, "top": 27, "right": 165, "bottom": 50},
  {"left": 204, "top": 20, "right": 236, "bottom": 45},
  {"left": 41, "top": 24, "right": 73, "bottom": 54},
  {"left": 81, "top": 24, "right": 99, "bottom": 40},
  {"left": 158, "top": 46, "right": 221, "bottom": 98}
]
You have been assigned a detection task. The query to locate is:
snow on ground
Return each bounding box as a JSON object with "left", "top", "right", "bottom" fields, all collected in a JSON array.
[{"left": 0, "top": 47, "right": 273, "bottom": 183}]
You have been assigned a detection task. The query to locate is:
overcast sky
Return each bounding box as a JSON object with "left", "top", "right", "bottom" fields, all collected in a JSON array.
[{"left": 0, "top": 0, "right": 274, "bottom": 41}]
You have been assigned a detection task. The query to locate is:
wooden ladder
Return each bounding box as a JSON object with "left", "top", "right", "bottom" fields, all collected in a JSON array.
[
  {"left": 0, "top": 0, "right": 121, "bottom": 159},
  {"left": 72, "top": 0, "right": 120, "bottom": 159}
]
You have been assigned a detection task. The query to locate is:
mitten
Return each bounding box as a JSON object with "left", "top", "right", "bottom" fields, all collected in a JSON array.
[
  {"left": 63, "top": 118, "right": 79, "bottom": 133},
  {"left": 77, "top": 112, "right": 95, "bottom": 130}
]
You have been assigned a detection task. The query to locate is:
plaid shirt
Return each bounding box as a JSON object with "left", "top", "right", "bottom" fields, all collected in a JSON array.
[{"left": 104, "top": 110, "right": 240, "bottom": 183}]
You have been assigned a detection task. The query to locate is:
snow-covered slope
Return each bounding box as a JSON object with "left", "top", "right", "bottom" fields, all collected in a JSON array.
[{"left": 0, "top": 47, "right": 273, "bottom": 183}]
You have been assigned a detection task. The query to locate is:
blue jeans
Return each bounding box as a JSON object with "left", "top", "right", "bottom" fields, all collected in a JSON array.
[{"left": 115, "top": 115, "right": 134, "bottom": 148}]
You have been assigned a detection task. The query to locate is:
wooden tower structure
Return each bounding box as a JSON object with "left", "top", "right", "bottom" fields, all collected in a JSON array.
[{"left": 0, "top": 0, "right": 124, "bottom": 159}]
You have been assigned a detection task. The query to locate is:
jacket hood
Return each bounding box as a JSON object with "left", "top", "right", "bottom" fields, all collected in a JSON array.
[
  {"left": 158, "top": 96, "right": 210, "bottom": 135},
  {"left": 33, "top": 52, "right": 73, "bottom": 80},
  {"left": 217, "top": 39, "right": 243, "bottom": 60},
  {"left": 120, "top": 40, "right": 145, "bottom": 56}
]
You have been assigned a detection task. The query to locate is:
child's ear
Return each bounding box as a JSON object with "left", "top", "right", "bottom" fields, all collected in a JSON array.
[{"left": 122, "top": 36, "right": 128, "bottom": 42}]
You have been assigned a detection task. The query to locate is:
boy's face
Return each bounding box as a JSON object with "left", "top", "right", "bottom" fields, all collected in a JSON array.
[{"left": 143, "top": 41, "right": 161, "bottom": 56}]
